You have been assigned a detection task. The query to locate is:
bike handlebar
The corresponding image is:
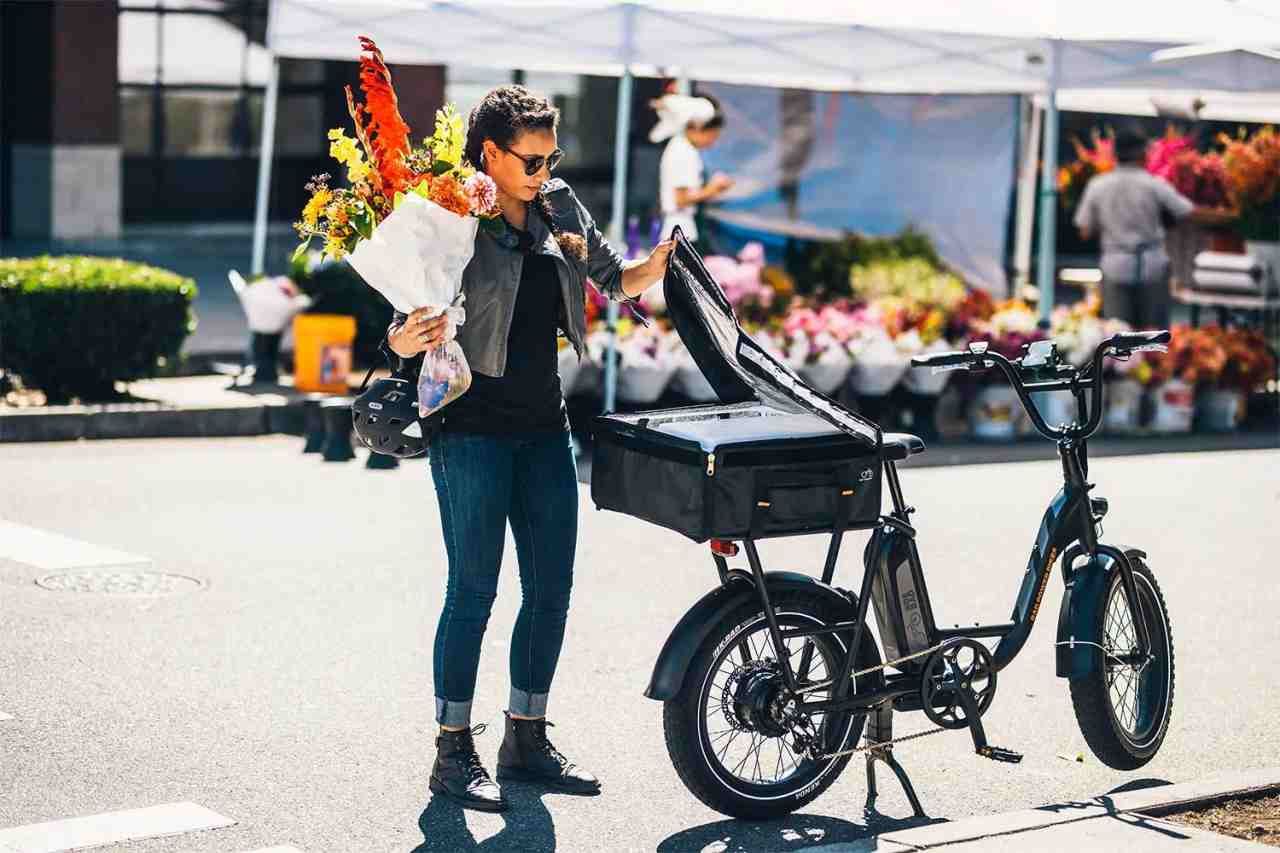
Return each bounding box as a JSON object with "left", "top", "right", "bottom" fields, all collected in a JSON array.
[{"left": 909, "top": 330, "right": 1171, "bottom": 442}]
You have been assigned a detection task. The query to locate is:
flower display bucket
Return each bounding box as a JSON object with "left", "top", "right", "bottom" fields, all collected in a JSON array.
[
  {"left": 1031, "top": 389, "right": 1077, "bottom": 431},
  {"left": 798, "top": 358, "right": 852, "bottom": 394},
  {"left": 1103, "top": 379, "right": 1145, "bottom": 434},
  {"left": 848, "top": 360, "right": 909, "bottom": 397},
  {"left": 1150, "top": 379, "right": 1195, "bottom": 433},
  {"left": 902, "top": 363, "right": 952, "bottom": 396},
  {"left": 671, "top": 363, "right": 719, "bottom": 401},
  {"left": 617, "top": 363, "right": 674, "bottom": 404},
  {"left": 1198, "top": 388, "right": 1245, "bottom": 432},
  {"left": 969, "top": 384, "right": 1021, "bottom": 441},
  {"left": 293, "top": 314, "right": 356, "bottom": 394}
]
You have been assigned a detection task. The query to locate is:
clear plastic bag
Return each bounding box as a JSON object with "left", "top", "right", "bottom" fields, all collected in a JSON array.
[{"left": 416, "top": 300, "right": 471, "bottom": 418}]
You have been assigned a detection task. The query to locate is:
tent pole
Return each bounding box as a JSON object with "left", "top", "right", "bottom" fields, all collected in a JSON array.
[
  {"left": 1035, "top": 40, "right": 1061, "bottom": 327},
  {"left": 1014, "top": 97, "right": 1042, "bottom": 298},
  {"left": 603, "top": 8, "right": 636, "bottom": 415},
  {"left": 251, "top": 54, "right": 280, "bottom": 276}
]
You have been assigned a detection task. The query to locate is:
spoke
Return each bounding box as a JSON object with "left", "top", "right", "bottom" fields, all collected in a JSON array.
[{"left": 718, "top": 728, "right": 744, "bottom": 764}]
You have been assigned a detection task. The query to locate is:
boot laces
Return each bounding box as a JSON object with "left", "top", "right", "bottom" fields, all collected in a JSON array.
[
  {"left": 531, "top": 720, "right": 569, "bottom": 767},
  {"left": 455, "top": 723, "right": 494, "bottom": 783}
]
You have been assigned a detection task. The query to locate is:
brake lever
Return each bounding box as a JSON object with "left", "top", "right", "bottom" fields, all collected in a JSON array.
[{"left": 930, "top": 363, "right": 971, "bottom": 375}]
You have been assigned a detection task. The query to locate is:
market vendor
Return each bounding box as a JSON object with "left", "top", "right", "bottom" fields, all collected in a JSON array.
[
  {"left": 652, "top": 93, "right": 733, "bottom": 248},
  {"left": 1073, "top": 129, "right": 1229, "bottom": 328}
]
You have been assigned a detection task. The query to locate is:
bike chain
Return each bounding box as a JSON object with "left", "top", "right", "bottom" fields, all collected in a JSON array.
[{"left": 803, "top": 640, "right": 954, "bottom": 761}]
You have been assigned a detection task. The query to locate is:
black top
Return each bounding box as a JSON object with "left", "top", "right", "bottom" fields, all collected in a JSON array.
[{"left": 441, "top": 248, "right": 568, "bottom": 434}]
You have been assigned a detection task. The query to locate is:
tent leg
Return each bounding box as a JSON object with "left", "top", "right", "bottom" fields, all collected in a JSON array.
[
  {"left": 1013, "top": 96, "right": 1042, "bottom": 299},
  {"left": 252, "top": 54, "right": 281, "bottom": 277},
  {"left": 1035, "top": 41, "right": 1061, "bottom": 327},
  {"left": 603, "top": 67, "right": 634, "bottom": 414}
]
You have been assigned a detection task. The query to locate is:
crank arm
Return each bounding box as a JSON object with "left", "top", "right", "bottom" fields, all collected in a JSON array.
[{"left": 957, "top": 684, "right": 1023, "bottom": 764}]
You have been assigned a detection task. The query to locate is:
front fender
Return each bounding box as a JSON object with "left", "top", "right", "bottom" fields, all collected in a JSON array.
[
  {"left": 1055, "top": 545, "right": 1147, "bottom": 678},
  {"left": 644, "top": 571, "right": 860, "bottom": 701}
]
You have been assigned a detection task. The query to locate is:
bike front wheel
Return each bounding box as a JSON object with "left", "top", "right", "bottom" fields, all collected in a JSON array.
[
  {"left": 661, "top": 589, "right": 881, "bottom": 819},
  {"left": 1070, "top": 556, "right": 1175, "bottom": 769}
]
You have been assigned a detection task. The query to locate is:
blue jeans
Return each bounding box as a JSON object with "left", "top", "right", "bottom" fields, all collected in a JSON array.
[{"left": 428, "top": 430, "right": 579, "bottom": 728}]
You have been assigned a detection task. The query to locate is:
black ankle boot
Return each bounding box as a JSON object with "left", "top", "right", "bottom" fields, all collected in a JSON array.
[
  {"left": 496, "top": 713, "right": 601, "bottom": 795},
  {"left": 429, "top": 723, "right": 508, "bottom": 812}
]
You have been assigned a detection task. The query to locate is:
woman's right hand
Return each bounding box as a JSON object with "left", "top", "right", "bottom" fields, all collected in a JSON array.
[{"left": 388, "top": 307, "right": 452, "bottom": 358}]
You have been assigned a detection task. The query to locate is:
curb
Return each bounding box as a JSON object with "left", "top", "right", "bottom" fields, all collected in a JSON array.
[{"left": 874, "top": 767, "right": 1280, "bottom": 850}]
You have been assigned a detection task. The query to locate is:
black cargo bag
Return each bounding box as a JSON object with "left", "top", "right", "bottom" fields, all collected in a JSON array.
[{"left": 590, "top": 228, "right": 885, "bottom": 542}]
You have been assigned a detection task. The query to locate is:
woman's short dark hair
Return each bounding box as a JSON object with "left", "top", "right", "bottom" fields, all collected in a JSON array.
[
  {"left": 698, "top": 93, "right": 725, "bottom": 131},
  {"left": 463, "top": 85, "right": 560, "bottom": 169},
  {"left": 1115, "top": 129, "right": 1149, "bottom": 164}
]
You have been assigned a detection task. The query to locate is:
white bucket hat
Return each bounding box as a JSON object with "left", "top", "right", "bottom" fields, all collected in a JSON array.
[{"left": 649, "top": 94, "right": 717, "bottom": 143}]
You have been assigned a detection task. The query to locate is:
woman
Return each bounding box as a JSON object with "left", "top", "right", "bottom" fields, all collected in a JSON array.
[
  {"left": 387, "top": 85, "right": 673, "bottom": 813},
  {"left": 651, "top": 93, "right": 733, "bottom": 246}
]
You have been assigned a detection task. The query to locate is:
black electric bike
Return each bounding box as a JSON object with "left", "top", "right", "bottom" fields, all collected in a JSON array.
[{"left": 646, "top": 331, "right": 1177, "bottom": 820}]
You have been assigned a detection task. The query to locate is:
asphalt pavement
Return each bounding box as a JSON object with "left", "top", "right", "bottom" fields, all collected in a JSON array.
[{"left": 0, "top": 436, "right": 1277, "bottom": 852}]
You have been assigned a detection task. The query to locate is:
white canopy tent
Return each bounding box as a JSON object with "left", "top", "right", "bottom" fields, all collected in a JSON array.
[{"left": 258, "top": 0, "right": 1280, "bottom": 405}]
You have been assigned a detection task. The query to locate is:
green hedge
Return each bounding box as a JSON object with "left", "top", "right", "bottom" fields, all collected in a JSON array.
[{"left": 0, "top": 256, "right": 197, "bottom": 403}]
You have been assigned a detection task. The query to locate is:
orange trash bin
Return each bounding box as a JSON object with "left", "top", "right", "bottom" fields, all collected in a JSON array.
[{"left": 293, "top": 314, "right": 357, "bottom": 394}]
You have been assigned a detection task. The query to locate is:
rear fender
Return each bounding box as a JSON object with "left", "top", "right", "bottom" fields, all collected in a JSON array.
[
  {"left": 644, "top": 571, "right": 864, "bottom": 701},
  {"left": 1055, "top": 545, "right": 1148, "bottom": 678}
]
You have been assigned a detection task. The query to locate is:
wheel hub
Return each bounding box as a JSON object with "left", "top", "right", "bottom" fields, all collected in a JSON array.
[{"left": 724, "top": 661, "right": 791, "bottom": 737}]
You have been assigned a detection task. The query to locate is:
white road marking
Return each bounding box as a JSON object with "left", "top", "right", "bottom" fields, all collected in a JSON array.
[
  {"left": 0, "top": 801, "right": 235, "bottom": 853},
  {"left": 0, "top": 521, "right": 150, "bottom": 571},
  {"left": 0, "top": 712, "right": 12, "bottom": 721}
]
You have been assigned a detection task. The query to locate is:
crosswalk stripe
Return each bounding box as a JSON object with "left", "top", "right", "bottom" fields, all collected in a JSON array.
[
  {"left": 0, "top": 521, "right": 150, "bottom": 572},
  {"left": 0, "top": 802, "right": 235, "bottom": 853}
]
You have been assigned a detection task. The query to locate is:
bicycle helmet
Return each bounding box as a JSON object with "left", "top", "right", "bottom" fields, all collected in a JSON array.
[{"left": 352, "top": 374, "right": 430, "bottom": 459}]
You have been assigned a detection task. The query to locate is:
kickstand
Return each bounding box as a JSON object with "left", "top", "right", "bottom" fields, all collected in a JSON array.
[{"left": 863, "top": 703, "right": 925, "bottom": 819}]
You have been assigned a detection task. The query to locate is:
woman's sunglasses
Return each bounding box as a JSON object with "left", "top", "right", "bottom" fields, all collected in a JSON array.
[{"left": 502, "top": 146, "right": 564, "bottom": 176}]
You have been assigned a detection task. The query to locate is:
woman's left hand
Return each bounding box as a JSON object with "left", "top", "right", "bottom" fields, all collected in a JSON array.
[{"left": 621, "top": 239, "right": 676, "bottom": 298}]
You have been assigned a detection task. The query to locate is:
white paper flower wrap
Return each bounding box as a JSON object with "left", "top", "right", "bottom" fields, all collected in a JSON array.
[{"left": 344, "top": 195, "right": 477, "bottom": 418}]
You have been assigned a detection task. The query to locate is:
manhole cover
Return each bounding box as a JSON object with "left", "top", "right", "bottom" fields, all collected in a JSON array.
[{"left": 35, "top": 568, "right": 204, "bottom": 596}]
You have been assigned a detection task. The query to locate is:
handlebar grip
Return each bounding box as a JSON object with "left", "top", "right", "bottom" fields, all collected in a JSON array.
[
  {"left": 1109, "top": 329, "right": 1171, "bottom": 351},
  {"left": 911, "top": 351, "right": 971, "bottom": 368}
]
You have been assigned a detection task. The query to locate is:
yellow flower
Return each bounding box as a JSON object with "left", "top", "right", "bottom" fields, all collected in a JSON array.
[
  {"left": 323, "top": 233, "right": 348, "bottom": 260},
  {"left": 328, "top": 128, "right": 370, "bottom": 184},
  {"left": 302, "top": 189, "right": 332, "bottom": 227},
  {"left": 431, "top": 104, "right": 465, "bottom": 167}
]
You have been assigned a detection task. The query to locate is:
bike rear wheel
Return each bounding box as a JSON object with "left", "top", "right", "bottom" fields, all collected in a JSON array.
[
  {"left": 1070, "top": 557, "right": 1175, "bottom": 769},
  {"left": 662, "top": 589, "right": 881, "bottom": 819}
]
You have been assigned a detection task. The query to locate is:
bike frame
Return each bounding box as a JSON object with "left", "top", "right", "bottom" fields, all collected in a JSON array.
[{"left": 726, "top": 340, "right": 1156, "bottom": 720}]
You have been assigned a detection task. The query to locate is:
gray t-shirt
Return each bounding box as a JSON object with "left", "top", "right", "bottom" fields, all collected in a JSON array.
[{"left": 1073, "top": 166, "right": 1195, "bottom": 286}]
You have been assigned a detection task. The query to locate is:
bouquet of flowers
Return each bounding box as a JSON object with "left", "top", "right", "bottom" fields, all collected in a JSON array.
[
  {"left": 1059, "top": 129, "right": 1115, "bottom": 211},
  {"left": 849, "top": 258, "right": 966, "bottom": 310},
  {"left": 615, "top": 323, "right": 676, "bottom": 403},
  {"left": 1145, "top": 127, "right": 1230, "bottom": 208},
  {"left": 700, "top": 242, "right": 777, "bottom": 325},
  {"left": 1217, "top": 327, "right": 1276, "bottom": 392},
  {"left": 292, "top": 37, "right": 501, "bottom": 417},
  {"left": 1218, "top": 125, "right": 1280, "bottom": 240},
  {"left": 779, "top": 302, "right": 859, "bottom": 393}
]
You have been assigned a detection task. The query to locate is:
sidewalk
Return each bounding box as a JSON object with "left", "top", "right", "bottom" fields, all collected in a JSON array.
[
  {"left": 840, "top": 769, "right": 1280, "bottom": 851},
  {"left": 4, "top": 375, "right": 1278, "bottom": 464}
]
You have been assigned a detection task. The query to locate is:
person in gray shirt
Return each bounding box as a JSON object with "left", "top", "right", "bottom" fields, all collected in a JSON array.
[{"left": 1073, "top": 129, "right": 1228, "bottom": 328}]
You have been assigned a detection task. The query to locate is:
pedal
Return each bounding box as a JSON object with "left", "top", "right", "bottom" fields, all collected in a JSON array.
[{"left": 978, "top": 745, "right": 1023, "bottom": 763}]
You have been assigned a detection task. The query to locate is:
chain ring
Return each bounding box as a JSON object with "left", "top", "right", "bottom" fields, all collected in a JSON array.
[{"left": 920, "top": 639, "right": 998, "bottom": 730}]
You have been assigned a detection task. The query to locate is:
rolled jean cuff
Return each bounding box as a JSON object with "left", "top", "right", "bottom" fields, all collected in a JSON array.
[
  {"left": 435, "top": 697, "right": 473, "bottom": 728},
  {"left": 509, "top": 687, "right": 548, "bottom": 718}
]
